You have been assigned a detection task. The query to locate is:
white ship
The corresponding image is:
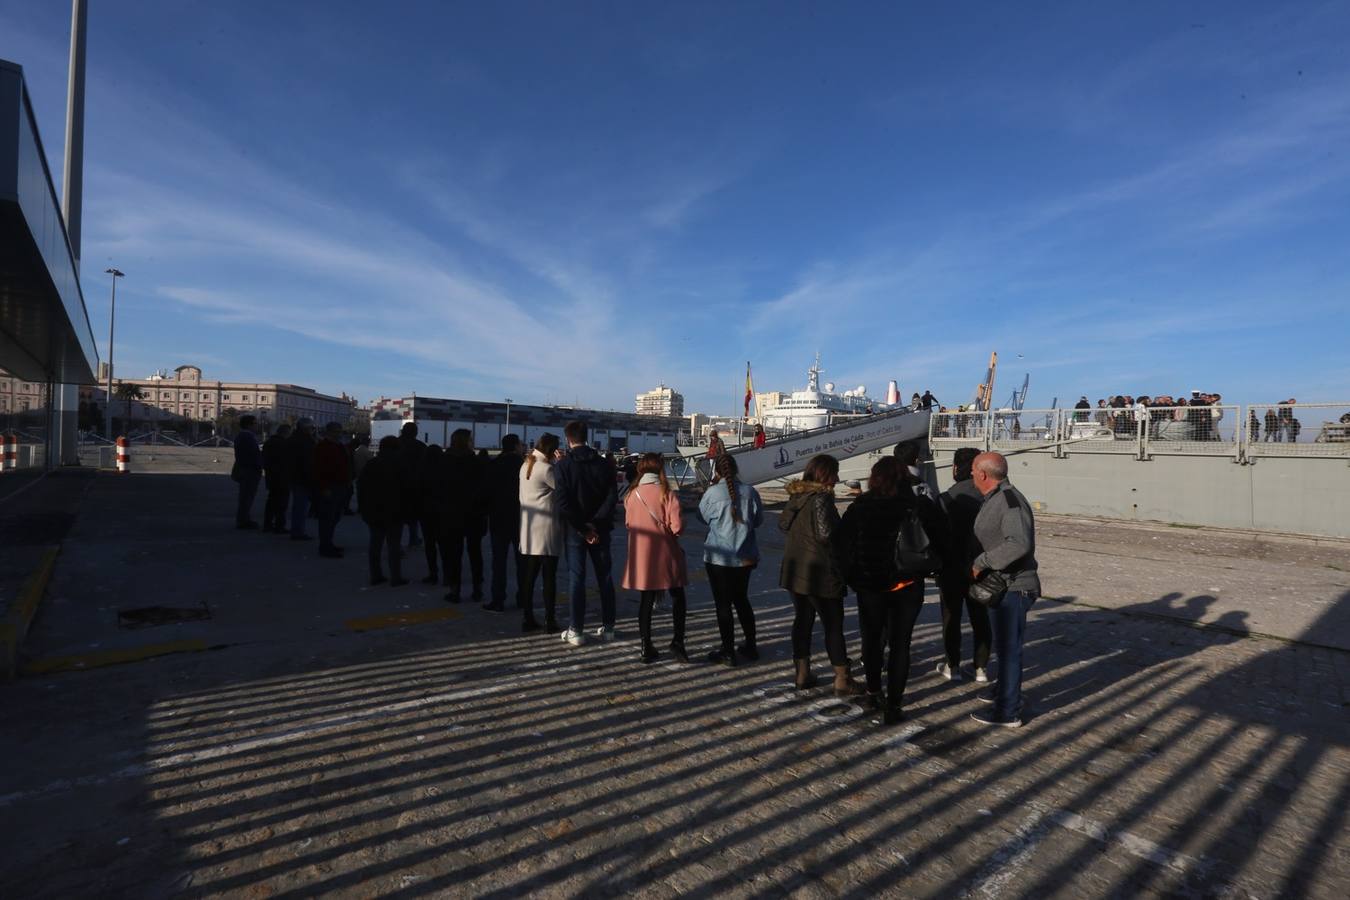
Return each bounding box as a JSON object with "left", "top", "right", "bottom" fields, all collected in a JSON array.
[{"left": 761, "top": 353, "right": 893, "bottom": 432}]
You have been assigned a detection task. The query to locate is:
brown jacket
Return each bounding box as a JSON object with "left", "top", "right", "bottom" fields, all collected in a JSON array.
[{"left": 778, "top": 480, "right": 844, "bottom": 598}]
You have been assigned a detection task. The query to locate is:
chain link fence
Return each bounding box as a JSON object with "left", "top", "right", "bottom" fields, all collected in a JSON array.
[
  {"left": 1142, "top": 404, "right": 1241, "bottom": 458},
  {"left": 1246, "top": 403, "right": 1350, "bottom": 458},
  {"left": 928, "top": 402, "right": 1341, "bottom": 462},
  {"left": 929, "top": 410, "right": 989, "bottom": 449}
]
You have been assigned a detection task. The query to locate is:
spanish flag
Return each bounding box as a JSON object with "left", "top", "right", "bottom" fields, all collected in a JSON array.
[{"left": 744, "top": 361, "right": 754, "bottom": 417}]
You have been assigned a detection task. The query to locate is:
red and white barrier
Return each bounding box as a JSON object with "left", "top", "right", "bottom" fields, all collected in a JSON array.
[
  {"left": 2, "top": 433, "right": 16, "bottom": 471},
  {"left": 115, "top": 436, "right": 130, "bottom": 474}
]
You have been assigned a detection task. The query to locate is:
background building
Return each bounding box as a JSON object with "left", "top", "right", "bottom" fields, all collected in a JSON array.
[
  {"left": 635, "top": 384, "right": 684, "bottom": 418},
  {"left": 0, "top": 363, "right": 358, "bottom": 437},
  {"left": 373, "top": 395, "right": 687, "bottom": 453},
  {"left": 755, "top": 391, "right": 788, "bottom": 420}
]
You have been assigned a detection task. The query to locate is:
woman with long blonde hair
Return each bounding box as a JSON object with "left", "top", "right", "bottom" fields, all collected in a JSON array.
[
  {"left": 621, "top": 453, "right": 689, "bottom": 663},
  {"left": 519, "top": 433, "right": 563, "bottom": 633}
]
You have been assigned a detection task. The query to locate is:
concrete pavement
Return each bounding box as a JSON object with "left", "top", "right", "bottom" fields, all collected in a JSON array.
[{"left": 0, "top": 459, "right": 1346, "bottom": 898}]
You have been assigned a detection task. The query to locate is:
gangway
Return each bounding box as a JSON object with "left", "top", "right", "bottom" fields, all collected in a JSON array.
[{"left": 678, "top": 406, "right": 930, "bottom": 486}]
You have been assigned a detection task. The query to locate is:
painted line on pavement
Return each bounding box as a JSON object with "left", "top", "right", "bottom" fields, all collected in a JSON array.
[
  {"left": 1, "top": 547, "right": 61, "bottom": 680},
  {"left": 22, "top": 638, "right": 211, "bottom": 676},
  {"left": 344, "top": 607, "right": 464, "bottom": 632}
]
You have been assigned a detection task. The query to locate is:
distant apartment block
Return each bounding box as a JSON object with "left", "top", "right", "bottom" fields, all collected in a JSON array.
[{"left": 635, "top": 384, "right": 684, "bottom": 417}]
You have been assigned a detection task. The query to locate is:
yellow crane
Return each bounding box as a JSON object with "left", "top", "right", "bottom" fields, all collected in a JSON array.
[{"left": 973, "top": 351, "right": 997, "bottom": 412}]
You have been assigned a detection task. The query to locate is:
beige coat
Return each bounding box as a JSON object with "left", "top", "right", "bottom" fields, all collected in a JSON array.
[{"left": 519, "top": 450, "right": 563, "bottom": 556}]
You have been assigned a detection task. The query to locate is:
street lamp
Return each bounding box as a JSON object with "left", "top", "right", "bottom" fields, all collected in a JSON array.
[
  {"left": 504, "top": 398, "right": 513, "bottom": 444},
  {"left": 104, "top": 267, "right": 124, "bottom": 438}
]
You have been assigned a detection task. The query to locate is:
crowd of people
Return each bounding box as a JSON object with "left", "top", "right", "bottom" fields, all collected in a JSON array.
[{"left": 233, "top": 417, "right": 1041, "bottom": 728}]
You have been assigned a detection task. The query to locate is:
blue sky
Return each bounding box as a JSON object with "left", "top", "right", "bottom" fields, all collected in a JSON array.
[{"left": 3, "top": 1, "right": 1348, "bottom": 413}]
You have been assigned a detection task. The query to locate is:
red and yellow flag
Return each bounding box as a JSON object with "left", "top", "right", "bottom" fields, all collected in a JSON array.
[{"left": 744, "top": 362, "right": 754, "bottom": 417}]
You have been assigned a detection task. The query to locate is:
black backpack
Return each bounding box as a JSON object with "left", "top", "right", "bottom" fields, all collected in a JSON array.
[{"left": 893, "top": 504, "right": 940, "bottom": 577}]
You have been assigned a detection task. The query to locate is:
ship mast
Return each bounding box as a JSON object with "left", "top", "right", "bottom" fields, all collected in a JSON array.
[{"left": 807, "top": 351, "right": 821, "bottom": 392}]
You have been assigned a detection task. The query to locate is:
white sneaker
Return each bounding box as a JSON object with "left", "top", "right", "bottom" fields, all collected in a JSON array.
[
  {"left": 562, "top": 627, "right": 585, "bottom": 646},
  {"left": 973, "top": 666, "right": 990, "bottom": 683},
  {"left": 935, "top": 662, "right": 961, "bottom": 682},
  {"left": 594, "top": 625, "right": 617, "bottom": 642}
]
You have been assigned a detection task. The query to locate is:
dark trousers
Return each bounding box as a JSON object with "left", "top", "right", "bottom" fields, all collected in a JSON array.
[
  {"left": 404, "top": 518, "right": 422, "bottom": 545},
  {"left": 235, "top": 467, "right": 261, "bottom": 525},
  {"left": 520, "top": 554, "right": 559, "bottom": 623},
  {"left": 856, "top": 584, "right": 925, "bottom": 705},
  {"left": 441, "top": 524, "right": 484, "bottom": 598},
  {"left": 316, "top": 491, "right": 342, "bottom": 551},
  {"left": 992, "top": 591, "right": 1036, "bottom": 721},
  {"left": 368, "top": 522, "right": 402, "bottom": 580},
  {"left": 706, "top": 564, "right": 756, "bottom": 652},
  {"left": 939, "top": 573, "right": 992, "bottom": 670},
  {"left": 490, "top": 517, "right": 524, "bottom": 605},
  {"left": 421, "top": 513, "right": 443, "bottom": 578},
  {"left": 263, "top": 484, "right": 289, "bottom": 532},
  {"left": 289, "top": 485, "right": 311, "bottom": 537},
  {"left": 566, "top": 529, "right": 617, "bottom": 631},
  {"left": 639, "top": 588, "right": 687, "bottom": 648},
  {"left": 790, "top": 591, "right": 848, "bottom": 666}
]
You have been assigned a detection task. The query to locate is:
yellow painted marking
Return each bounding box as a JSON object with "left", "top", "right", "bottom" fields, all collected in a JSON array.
[
  {"left": 344, "top": 607, "right": 464, "bottom": 632},
  {"left": 23, "top": 639, "right": 210, "bottom": 675},
  {"left": 1, "top": 546, "right": 60, "bottom": 679}
]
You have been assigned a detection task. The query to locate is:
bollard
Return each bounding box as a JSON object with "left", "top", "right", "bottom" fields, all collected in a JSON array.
[
  {"left": 2, "top": 433, "right": 16, "bottom": 471},
  {"left": 115, "top": 436, "right": 130, "bottom": 474}
]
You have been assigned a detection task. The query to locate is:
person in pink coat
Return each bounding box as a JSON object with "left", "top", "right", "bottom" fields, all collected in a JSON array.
[{"left": 622, "top": 453, "right": 689, "bottom": 663}]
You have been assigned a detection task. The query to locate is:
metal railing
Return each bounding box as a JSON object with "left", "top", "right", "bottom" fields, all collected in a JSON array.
[
  {"left": 929, "top": 403, "right": 1350, "bottom": 464},
  {"left": 929, "top": 410, "right": 990, "bottom": 447},
  {"left": 1142, "top": 405, "right": 1241, "bottom": 459},
  {"left": 1246, "top": 403, "right": 1350, "bottom": 458}
]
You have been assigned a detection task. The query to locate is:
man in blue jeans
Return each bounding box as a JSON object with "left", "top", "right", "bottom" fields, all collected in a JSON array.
[
  {"left": 553, "top": 420, "right": 618, "bottom": 646},
  {"left": 968, "top": 451, "right": 1040, "bottom": 728}
]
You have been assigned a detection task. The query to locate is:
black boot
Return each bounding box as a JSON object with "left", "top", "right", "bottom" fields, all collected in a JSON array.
[
  {"left": 639, "top": 591, "right": 659, "bottom": 663},
  {"left": 707, "top": 644, "right": 738, "bottom": 667}
]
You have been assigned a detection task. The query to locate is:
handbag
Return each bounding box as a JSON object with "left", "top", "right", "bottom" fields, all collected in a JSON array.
[
  {"left": 632, "top": 485, "right": 687, "bottom": 566},
  {"left": 968, "top": 569, "right": 1008, "bottom": 608}
]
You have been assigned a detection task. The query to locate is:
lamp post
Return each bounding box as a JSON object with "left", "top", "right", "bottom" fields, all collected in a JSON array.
[
  {"left": 103, "top": 268, "right": 124, "bottom": 438},
  {"left": 504, "top": 398, "right": 513, "bottom": 445}
]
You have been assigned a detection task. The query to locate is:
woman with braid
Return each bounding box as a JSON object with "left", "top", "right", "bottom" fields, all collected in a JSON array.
[{"left": 698, "top": 453, "right": 764, "bottom": 665}]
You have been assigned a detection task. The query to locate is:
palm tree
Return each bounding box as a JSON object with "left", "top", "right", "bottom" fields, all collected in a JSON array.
[{"left": 114, "top": 383, "right": 145, "bottom": 428}]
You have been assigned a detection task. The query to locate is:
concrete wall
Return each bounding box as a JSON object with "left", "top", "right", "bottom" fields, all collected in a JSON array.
[{"left": 929, "top": 448, "right": 1350, "bottom": 539}]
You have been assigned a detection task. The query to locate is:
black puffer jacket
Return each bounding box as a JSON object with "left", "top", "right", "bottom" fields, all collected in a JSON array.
[
  {"left": 835, "top": 489, "right": 947, "bottom": 591},
  {"left": 357, "top": 451, "right": 402, "bottom": 526},
  {"left": 262, "top": 434, "right": 289, "bottom": 490},
  {"left": 939, "top": 477, "right": 982, "bottom": 574},
  {"left": 434, "top": 448, "right": 489, "bottom": 532},
  {"left": 285, "top": 431, "right": 317, "bottom": 491},
  {"left": 488, "top": 451, "right": 524, "bottom": 527},
  {"left": 778, "top": 480, "right": 845, "bottom": 598}
]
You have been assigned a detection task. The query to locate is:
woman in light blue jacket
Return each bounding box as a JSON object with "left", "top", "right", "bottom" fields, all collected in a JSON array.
[{"left": 697, "top": 454, "right": 764, "bottom": 666}]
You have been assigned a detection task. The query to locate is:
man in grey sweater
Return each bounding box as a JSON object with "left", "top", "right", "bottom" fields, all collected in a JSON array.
[{"left": 969, "top": 451, "right": 1041, "bottom": 728}]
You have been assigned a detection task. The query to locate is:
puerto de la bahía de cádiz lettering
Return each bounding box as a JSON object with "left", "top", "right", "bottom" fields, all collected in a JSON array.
[{"left": 776, "top": 416, "right": 917, "bottom": 468}]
